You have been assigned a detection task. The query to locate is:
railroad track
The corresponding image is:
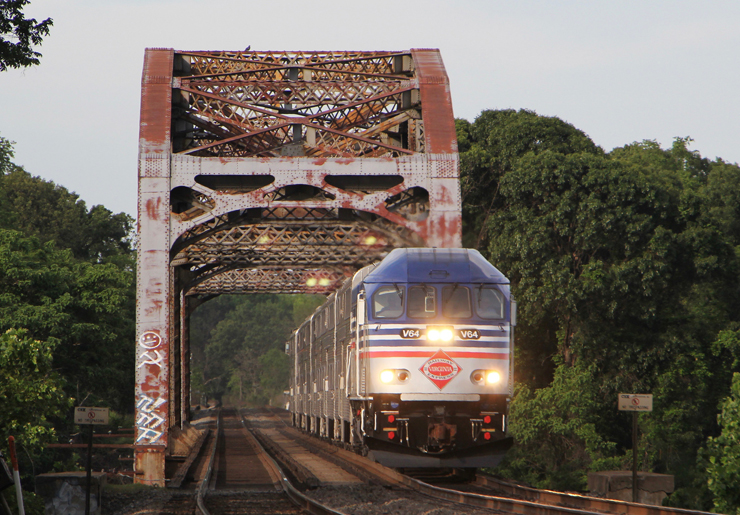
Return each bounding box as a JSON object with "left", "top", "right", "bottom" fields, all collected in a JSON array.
[
  {"left": 197, "top": 408, "right": 342, "bottom": 515},
  {"left": 467, "top": 473, "right": 716, "bottom": 515},
  {"left": 263, "top": 408, "right": 717, "bottom": 515},
  {"left": 132, "top": 407, "right": 716, "bottom": 515}
]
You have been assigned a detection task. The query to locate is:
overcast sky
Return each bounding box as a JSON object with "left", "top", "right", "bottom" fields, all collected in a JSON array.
[{"left": 2, "top": 1, "right": 738, "bottom": 218}]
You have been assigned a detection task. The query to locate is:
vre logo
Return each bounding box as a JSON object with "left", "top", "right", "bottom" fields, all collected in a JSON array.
[{"left": 400, "top": 328, "right": 421, "bottom": 339}]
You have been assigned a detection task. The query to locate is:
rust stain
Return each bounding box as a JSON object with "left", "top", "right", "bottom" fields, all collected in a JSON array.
[
  {"left": 146, "top": 198, "right": 161, "bottom": 221},
  {"left": 147, "top": 364, "right": 163, "bottom": 376},
  {"left": 312, "top": 158, "right": 327, "bottom": 166}
]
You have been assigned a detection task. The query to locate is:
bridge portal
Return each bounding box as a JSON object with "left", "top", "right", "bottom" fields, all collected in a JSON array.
[{"left": 136, "top": 48, "right": 461, "bottom": 484}]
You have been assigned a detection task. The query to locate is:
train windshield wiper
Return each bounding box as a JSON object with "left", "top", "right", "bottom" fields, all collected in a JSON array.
[{"left": 443, "top": 283, "right": 459, "bottom": 311}]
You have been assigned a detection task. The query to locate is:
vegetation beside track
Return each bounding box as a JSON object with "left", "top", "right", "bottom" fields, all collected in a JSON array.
[{"left": 2, "top": 105, "right": 740, "bottom": 512}]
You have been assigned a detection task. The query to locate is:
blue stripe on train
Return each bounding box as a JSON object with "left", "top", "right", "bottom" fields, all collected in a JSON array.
[{"left": 361, "top": 339, "right": 510, "bottom": 348}]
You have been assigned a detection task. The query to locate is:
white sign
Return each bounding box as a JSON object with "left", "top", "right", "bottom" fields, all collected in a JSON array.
[
  {"left": 618, "top": 394, "right": 653, "bottom": 412},
  {"left": 75, "top": 407, "right": 110, "bottom": 425}
]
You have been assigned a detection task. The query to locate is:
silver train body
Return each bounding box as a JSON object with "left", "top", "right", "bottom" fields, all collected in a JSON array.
[{"left": 285, "top": 248, "right": 515, "bottom": 468}]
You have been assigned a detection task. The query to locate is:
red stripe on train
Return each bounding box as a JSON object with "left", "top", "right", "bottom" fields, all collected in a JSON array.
[{"left": 363, "top": 351, "right": 508, "bottom": 359}]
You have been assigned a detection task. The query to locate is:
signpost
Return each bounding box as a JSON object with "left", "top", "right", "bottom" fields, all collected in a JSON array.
[
  {"left": 618, "top": 394, "right": 653, "bottom": 503},
  {"left": 76, "top": 407, "right": 109, "bottom": 515}
]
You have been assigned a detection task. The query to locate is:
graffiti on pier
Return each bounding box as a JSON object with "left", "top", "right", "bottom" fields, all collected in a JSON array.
[
  {"left": 136, "top": 395, "right": 166, "bottom": 443},
  {"left": 137, "top": 349, "right": 164, "bottom": 369},
  {"left": 139, "top": 331, "right": 162, "bottom": 349},
  {"left": 137, "top": 331, "right": 164, "bottom": 371}
]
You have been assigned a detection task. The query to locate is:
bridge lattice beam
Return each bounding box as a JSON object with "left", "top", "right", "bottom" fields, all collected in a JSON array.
[{"left": 136, "top": 48, "right": 460, "bottom": 485}]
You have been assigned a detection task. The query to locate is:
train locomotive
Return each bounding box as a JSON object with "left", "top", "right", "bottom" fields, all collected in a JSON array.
[{"left": 285, "top": 248, "right": 515, "bottom": 468}]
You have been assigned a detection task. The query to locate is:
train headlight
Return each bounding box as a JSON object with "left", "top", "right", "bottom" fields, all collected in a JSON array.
[
  {"left": 380, "top": 369, "right": 410, "bottom": 384},
  {"left": 426, "top": 326, "right": 454, "bottom": 342},
  {"left": 487, "top": 371, "right": 501, "bottom": 384},
  {"left": 471, "top": 369, "right": 502, "bottom": 386}
]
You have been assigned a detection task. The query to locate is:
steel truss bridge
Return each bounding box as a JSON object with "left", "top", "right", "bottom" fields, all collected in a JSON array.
[{"left": 136, "top": 48, "right": 461, "bottom": 484}]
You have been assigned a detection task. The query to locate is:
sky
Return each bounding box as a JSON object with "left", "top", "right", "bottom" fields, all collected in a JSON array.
[{"left": 2, "top": 1, "right": 739, "bottom": 218}]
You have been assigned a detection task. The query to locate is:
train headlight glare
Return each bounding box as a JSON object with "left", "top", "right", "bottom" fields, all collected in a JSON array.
[
  {"left": 440, "top": 328, "right": 453, "bottom": 341},
  {"left": 380, "top": 370, "right": 394, "bottom": 383},
  {"left": 427, "top": 328, "right": 440, "bottom": 341},
  {"left": 487, "top": 371, "right": 501, "bottom": 384}
]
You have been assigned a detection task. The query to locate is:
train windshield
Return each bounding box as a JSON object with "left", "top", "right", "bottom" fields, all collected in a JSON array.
[
  {"left": 442, "top": 285, "right": 472, "bottom": 318},
  {"left": 477, "top": 286, "right": 505, "bottom": 319},
  {"left": 373, "top": 285, "right": 404, "bottom": 318},
  {"left": 408, "top": 285, "right": 436, "bottom": 318}
]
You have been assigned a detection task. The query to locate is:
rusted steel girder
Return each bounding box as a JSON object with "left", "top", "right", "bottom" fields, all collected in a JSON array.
[{"left": 136, "top": 48, "right": 460, "bottom": 485}]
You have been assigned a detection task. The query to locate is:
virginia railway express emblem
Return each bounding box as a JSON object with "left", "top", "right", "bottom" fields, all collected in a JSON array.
[{"left": 420, "top": 349, "right": 461, "bottom": 390}]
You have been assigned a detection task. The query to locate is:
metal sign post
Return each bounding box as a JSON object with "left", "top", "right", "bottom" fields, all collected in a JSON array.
[
  {"left": 618, "top": 394, "right": 653, "bottom": 503},
  {"left": 7, "top": 437, "right": 24, "bottom": 515},
  {"left": 75, "top": 408, "right": 109, "bottom": 515}
]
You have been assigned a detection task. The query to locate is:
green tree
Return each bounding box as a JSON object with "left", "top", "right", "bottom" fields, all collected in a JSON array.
[
  {"left": 0, "top": 167, "right": 134, "bottom": 263},
  {"left": 458, "top": 109, "right": 740, "bottom": 503},
  {"left": 704, "top": 372, "right": 740, "bottom": 514},
  {"left": 498, "top": 361, "right": 619, "bottom": 490},
  {"left": 0, "top": 328, "right": 70, "bottom": 453},
  {"left": 0, "top": 229, "right": 134, "bottom": 411},
  {"left": 458, "top": 109, "right": 601, "bottom": 249},
  {"left": 191, "top": 294, "right": 324, "bottom": 404},
  {"left": 258, "top": 348, "right": 291, "bottom": 404},
  {"left": 0, "top": 0, "right": 52, "bottom": 71}
]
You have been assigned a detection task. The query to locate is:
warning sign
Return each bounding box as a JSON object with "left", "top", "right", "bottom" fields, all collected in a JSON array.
[
  {"left": 618, "top": 394, "right": 653, "bottom": 412},
  {"left": 75, "top": 407, "right": 110, "bottom": 425}
]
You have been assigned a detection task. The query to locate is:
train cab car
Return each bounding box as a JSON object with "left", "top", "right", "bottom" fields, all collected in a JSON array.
[{"left": 287, "top": 248, "right": 515, "bottom": 468}]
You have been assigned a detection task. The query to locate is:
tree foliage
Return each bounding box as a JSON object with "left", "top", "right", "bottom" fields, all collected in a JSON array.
[
  {"left": 459, "top": 110, "right": 740, "bottom": 508},
  {"left": 0, "top": 0, "right": 52, "bottom": 71},
  {"left": 703, "top": 372, "right": 740, "bottom": 514},
  {"left": 0, "top": 164, "right": 134, "bottom": 263},
  {"left": 0, "top": 229, "right": 134, "bottom": 411},
  {"left": 0, "top": 136, "right": 135, "bottom": 412},
  {"left": 191, "top": 294, "right": 324, "bottom": 405},
  {"left": 498, "top": 362, "right": 619, "bottom": 490},
  {"left": 0, "top": 328, "right": 71, "bottom": 453},
  {"left": 458, "top": 109, "right": 600, "bottom": 249}
]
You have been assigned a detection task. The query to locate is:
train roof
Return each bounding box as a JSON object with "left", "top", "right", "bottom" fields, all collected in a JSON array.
[{"left": 363, "top": 248, "right": 509, "bottom": 284}]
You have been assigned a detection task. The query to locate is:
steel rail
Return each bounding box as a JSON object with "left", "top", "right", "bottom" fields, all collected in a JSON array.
[
  {"left": 473, "top": 474, "right": 716, "bottom": 515},
  {"left": 263, "top": 410, "right": 713, "bottom": 515},
  {"left": 239, "top": 412, "right": 347, "bottom": 515},
  {"left": 195, "top": 409, "right": 220, "bottom": 515}
]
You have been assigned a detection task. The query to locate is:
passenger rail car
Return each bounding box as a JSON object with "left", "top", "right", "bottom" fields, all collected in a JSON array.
[{"left": 285, "top": 248, "right": 515, "bottom": 468}]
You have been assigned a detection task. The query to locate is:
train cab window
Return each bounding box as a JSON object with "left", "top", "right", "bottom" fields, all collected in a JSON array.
[
  {"left": 477, "top": 286, "right": 505, "bottom": 319},
  {"left": 408, "top": 285, "right": 436, "bottom": 318},
  {"left": 442, "top": 285, "right": 472, "bottom": 318},
  {"left": 373, "top": 285, "right": 404, "bottom": 318}
]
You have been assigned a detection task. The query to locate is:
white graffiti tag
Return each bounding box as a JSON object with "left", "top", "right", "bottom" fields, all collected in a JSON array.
[
  {"left": 136, "top": 395, "right": 166, "bottom": 443},
  {"left": 137, "top": 350, "right": 164, "bottom": 369},
  {"left": 138, "top": 331, "right": 162, "bottom": 350}
]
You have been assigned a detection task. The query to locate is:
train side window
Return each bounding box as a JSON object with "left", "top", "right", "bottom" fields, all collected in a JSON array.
[
  {"left": 442, "top": 285, "right": 472, "bottom": 318},
  {"left": 408, "top": 286, "right": 436, "bottom": 318},
  {"left": 477, "top": 286, "right": 505, "bottom": 319},
  {"left": 373, "top": 285, "right": 404, "bottom": 318}
]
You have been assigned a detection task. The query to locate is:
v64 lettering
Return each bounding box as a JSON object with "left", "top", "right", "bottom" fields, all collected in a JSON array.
[
  {"left": 400, "top": 328, "right": 421, "bottom": 338},
  {"left": 459, "top": 329, "right": 480, "bottom": 340}
]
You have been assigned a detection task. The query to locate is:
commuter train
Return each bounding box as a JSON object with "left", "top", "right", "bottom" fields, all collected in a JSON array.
[{"left": 285, "top": 248, "right": 515, "bottom": 468}]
